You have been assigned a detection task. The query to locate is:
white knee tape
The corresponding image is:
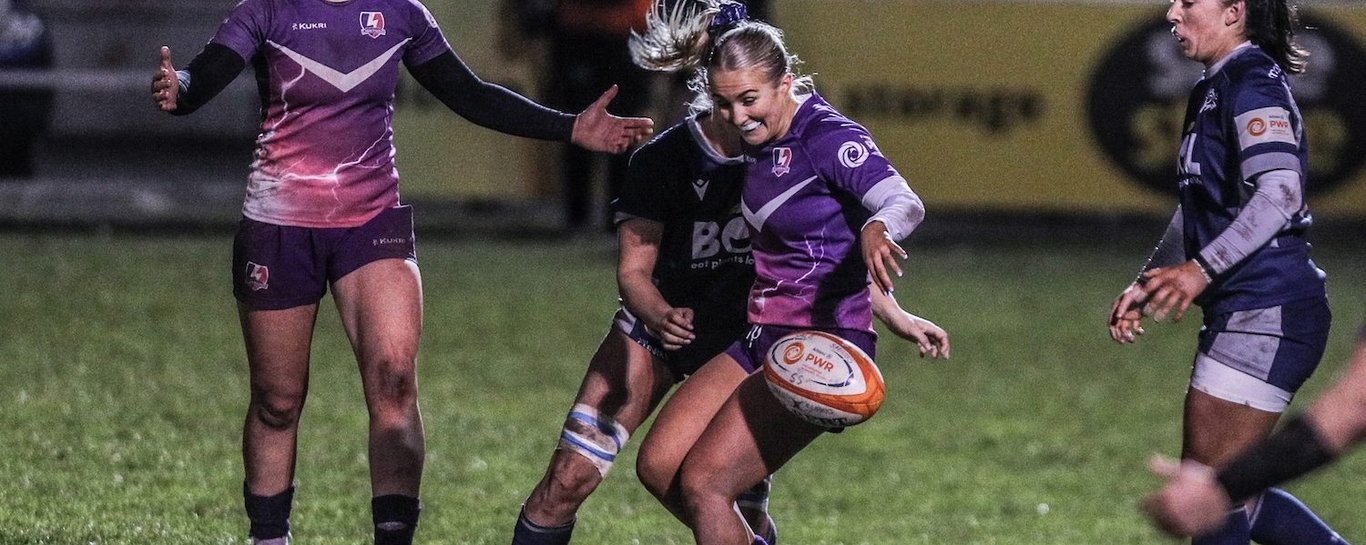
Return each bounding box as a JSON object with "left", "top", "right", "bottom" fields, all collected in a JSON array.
[{"left": 558, "top": 403, "right": 630, "bottom": 477}]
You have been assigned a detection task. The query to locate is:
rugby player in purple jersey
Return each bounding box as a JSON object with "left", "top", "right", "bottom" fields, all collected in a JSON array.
[
  {"left": 150, "top": 1, "right": 651, "bottom": 543},
  {"left": 1145, "top": 322, "right": 1366, "bottom": 539},
  {"left": 616, "top": 3, "right": 949, "bottom": 544},
  {"left": 510, "top": 5, "right": 947, "bottom": 544},
  {"left": 1108, "top": 1, "right": 1346, "bottom": 543}
]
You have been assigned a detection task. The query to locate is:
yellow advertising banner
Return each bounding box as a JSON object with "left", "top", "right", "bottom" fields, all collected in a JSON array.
[
  {"left": 389, "top": 0, "right": 561, "bottom": 201},
  {"left": 392, "top": 0, "right": 1366, "bottom": 219},
  {"left": 778, "top": 1, "right": 1366, "bottom": 217}
]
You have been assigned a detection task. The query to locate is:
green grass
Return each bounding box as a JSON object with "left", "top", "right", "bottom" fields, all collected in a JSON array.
[{"left": 1, "top": 232, "right": 1363, "bottom": 544}]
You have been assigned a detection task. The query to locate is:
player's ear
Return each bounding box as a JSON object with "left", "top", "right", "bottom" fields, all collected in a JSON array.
[
  {"left": 1224, "top": 0, "right": 1245, "bottom": 27},
  {"left": 777, "top": 72, "right": 793, "bottom": 96}
]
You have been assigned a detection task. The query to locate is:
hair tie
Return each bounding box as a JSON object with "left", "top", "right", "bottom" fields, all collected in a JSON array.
[{"left": 707, "top": 1, "right": 748, "bottom": 40}]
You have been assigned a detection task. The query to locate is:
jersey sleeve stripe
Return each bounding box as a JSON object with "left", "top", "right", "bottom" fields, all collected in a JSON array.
[{"left": 1242, "top": 152, "right": 1302, "bottom": 181}]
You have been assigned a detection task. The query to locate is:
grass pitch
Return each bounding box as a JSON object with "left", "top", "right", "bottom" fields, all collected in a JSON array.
[{"left": 1, "top": 231, "right": 1363, "bottom": 544}]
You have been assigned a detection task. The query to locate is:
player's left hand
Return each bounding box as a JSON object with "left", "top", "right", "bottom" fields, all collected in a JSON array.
[
  {"left": 861, "top": 220, "right": 906, "bottom": 296},
  {"left": 1141, "top": 455, "right": 1234, "bottom": 539},
  {"left": 571, "top": 85, "right": 655, "bottom": 154},
  {"left": 1139, "top": 260, "right": 1209, "bottom": 323},
  {"left": 883, "top": 312, "right": 950, "bottom": 359}
]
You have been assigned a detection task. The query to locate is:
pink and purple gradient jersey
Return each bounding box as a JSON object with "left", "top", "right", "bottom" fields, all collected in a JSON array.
[
  {"left": 741, "top": 92, "right": 908, "bottom": 332},
  {"left": 210, "top": 0, "right": 450, "bottom": 228}
]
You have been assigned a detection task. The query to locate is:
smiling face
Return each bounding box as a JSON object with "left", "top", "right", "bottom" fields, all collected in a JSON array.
[
  {"left": 709, "top": 67, "right": 797, "bottom": 146},
  {"left": 1167, "top": 0, "right": 1247, "bottom": 67}
]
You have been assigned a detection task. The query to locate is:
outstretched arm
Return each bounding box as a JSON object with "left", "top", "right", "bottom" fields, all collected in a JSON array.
[
  {"left": 151, "top": 44, "right": 246, "bottom": 115},
  {"left": 869, "top": 287, "right": 949, "bottom": 360},
  {"left": 407, "top": 51, "right": 652, "bottom": 152}
]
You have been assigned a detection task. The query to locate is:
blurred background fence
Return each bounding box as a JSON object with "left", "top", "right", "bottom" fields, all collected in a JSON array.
[{"left": 1, "top": 0, "right": 1363, "bottom": 235}]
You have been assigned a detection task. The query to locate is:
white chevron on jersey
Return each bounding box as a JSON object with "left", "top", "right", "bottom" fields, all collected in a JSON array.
[
  {"left": 267, "top": 38, "right": 410, "bottom": 93},
  {"left": 742, "top": 176, "right": 816, "bottom": 232}
]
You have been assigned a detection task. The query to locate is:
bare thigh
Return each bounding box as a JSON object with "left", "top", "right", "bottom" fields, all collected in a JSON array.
[
  {"left": 1182, "top": 387, "right": 1281, "bottom": 466},
  {"left": 636, "top": 353, "right": 751, "bottom": 505},
  {"left": 331, "top": 258, "right": 423, "bottom": 404},
  {"left": 681, "top": 372, "right": 824, "bottom": 498}
]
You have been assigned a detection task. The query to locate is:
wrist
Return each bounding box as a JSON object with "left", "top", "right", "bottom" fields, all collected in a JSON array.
[{"left": 1192, "top": 254, "right": 1216, "bottom": 283}]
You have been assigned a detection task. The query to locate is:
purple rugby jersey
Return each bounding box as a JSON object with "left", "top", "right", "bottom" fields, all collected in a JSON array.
[
  {"left": 210, "top": 0, "right": 450, "bottom": 228},
  {"left": 741, "top": 92, "right": 909, "bottom": 332}
]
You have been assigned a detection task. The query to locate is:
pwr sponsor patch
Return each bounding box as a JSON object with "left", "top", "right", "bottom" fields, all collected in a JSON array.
[{"left": 1235, "top": 107, "right": 1296, "bottom": 150}]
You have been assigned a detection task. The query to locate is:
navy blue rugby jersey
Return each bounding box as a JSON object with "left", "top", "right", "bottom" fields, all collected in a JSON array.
[
  {"left": 1176, "top": 45, "right": 1325, "bottom": 314},
  {"left": 613, "top": 114, "right": 755, "bottom": 313}
]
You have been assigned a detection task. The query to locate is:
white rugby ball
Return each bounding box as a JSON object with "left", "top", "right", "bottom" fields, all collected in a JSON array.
[{"left": 762, "top": 330, "right": 885, "bottom": 428}]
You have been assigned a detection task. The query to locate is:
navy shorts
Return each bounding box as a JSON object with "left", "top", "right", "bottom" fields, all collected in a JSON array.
[
  {"left": 615, "top": 305, "right": 750, "bottom": 381},
  {"left": 724, "top": 324, "right": 878, "bottom": 374},
  {"left": 1195, "top": 297, "right": 1331, "bottom": 394},
  {"left": 232, "top": 206, "right": 417, "bottom": 310}
]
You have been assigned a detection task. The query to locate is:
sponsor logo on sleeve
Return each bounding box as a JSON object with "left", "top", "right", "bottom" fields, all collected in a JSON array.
[
  {"left": 1235, "top": 107, "right": 1296, "bottom": 149},
  {"left": 838, "top": 141, "right": 869, "bottom": 168},
  {"left": 360, "top": 12, "right": 386, "bottom": 39}
]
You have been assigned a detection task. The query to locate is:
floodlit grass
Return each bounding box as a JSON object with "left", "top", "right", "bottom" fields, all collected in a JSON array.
[{"left": 1, "top": 232, "right": 1362, "bottom": 544}]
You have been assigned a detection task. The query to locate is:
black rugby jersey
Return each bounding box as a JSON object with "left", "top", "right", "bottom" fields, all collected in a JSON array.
[
  {"left": 614, "top": 114, "right": 755, "bottom": 315},
  {"left": 1176, "top": 45, "right": 1325, "bottom": 313}
]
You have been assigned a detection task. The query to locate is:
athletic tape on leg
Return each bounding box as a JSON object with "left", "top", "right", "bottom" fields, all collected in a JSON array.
[{"left": 558, "top": 403, "right": 629, "bottom": 476}]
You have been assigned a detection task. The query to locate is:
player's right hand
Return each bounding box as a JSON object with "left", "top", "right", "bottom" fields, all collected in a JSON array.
[
  {"left": 651, "top": 307, "right": 695, "bottom": 351},
  {"left": 152, "top": 46, "right": 179, "bottom": 112},
  {"left": 1108, "top": 282, "right": 1148, "bottom": 344},
  {"left": 1141, "top": 455, "right": 1233, "bottom": 538}
]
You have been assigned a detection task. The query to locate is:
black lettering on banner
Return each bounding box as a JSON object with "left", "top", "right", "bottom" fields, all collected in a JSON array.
[{"left": 843, "top": 85, "right": 1045, "bottom": 135}]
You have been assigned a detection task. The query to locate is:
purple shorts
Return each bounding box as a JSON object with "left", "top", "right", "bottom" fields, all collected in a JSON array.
[
  {"left": 724, "top": 324, "right": 877, "bottom": 374},
  {"left": 232, "top": 206, "right": 417, "bottom": 310}
]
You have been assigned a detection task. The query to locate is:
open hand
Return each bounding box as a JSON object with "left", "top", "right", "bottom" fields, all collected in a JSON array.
[
  {"left": 571, "top": 85, "right": 654, "bottom": 154},
  {"left": 151, "top": 46, "right": 179, "bottom": 112},
  {"left": 1141, "top": 455, "right": 1232, "bottom": 538},
  {"left": 861, "top": 221, "right": 906, "bottom": 296}
]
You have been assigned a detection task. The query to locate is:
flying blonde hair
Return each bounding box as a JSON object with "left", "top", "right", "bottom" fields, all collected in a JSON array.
[{"left": 629, "top": 1, "right": 811, "bottom": 115}]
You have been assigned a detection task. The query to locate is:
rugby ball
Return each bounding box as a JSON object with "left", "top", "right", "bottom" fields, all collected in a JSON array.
[{"left": 762, "top": 330, "right": 885, "bottom": 428}]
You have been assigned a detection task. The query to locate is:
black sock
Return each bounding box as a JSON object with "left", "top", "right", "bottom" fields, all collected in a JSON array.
[
  {"left": 511, "top": 507, "right": 575, "bottom": 545},
  {"left": 244, "top": 483, "right": 295, "bottom": 540},
  {"left": 373, "top": 494, "right": 422, "bottom": 545}
]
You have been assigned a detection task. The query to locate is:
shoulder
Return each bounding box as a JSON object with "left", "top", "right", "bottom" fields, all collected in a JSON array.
[
  {"left": 385, "top": 0, "right": 441, "bottom": 25},
  {"left": 794, "top": 96, "right": 878, "bottom": 164},
  {"left": 1221, "top": 49, "right": 1292, "bottom": 105},
  {"left": 631, "top": 121, "right": 695, "bottom": 164},
  {"left": 799, "top": 96, "right": 873, "bottom": 143}
]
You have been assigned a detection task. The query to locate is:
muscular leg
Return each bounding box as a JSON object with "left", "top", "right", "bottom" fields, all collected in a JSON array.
[
  {"left": 332, "top": 258, "right": 425, "bottom": 497},
  {"left": 333, "top": 259, "right": 424, "bottom": 545},
  {"left": 520, "top": 329, "right": 675, "bottom": 529},
  {"left": 240, "top": 303, "right": 319, "bottom": 543},
  {"left": 1183, "top": 388, "right": 1280, "bottom": 545},
  {"left": 241, "top": 304, "right": 319, "bottom": 495},
  {"left": 679, "top": 373, "right": 823, "bottom": 545},
  {"left": 636, "top": 353, "right": 752, "bottom": 522}
]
